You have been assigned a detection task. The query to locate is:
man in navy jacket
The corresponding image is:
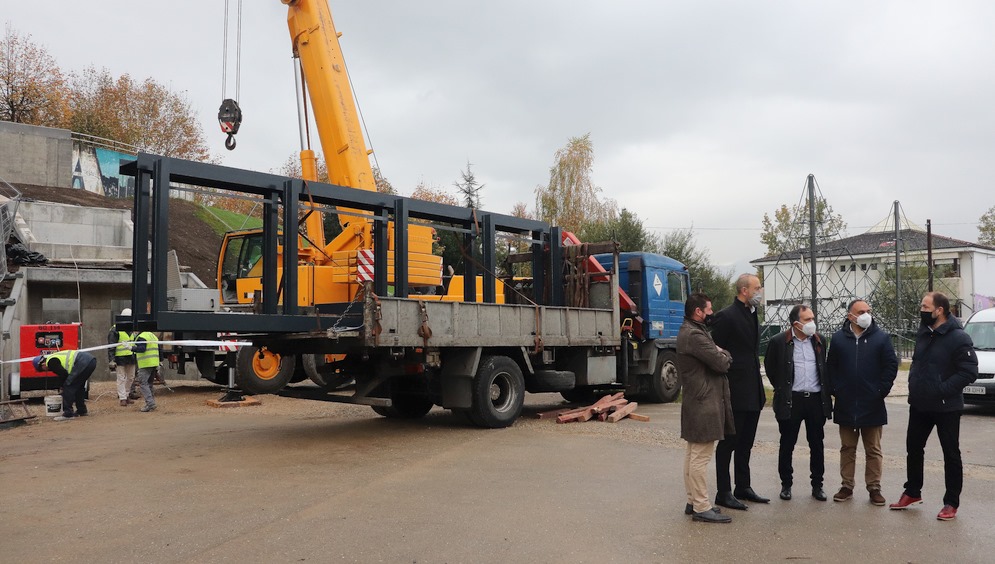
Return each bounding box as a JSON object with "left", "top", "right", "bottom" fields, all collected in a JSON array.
[
  {"left": 890, "top": 292, "right": 977, "bottom": 521},
  {"left": 827, "top": 299, "right": 898, "bottom": 506}
]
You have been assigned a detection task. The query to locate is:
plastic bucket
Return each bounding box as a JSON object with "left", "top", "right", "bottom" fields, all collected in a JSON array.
[{"left": 44, "top": 395, "right": 62, "bottom": 416}]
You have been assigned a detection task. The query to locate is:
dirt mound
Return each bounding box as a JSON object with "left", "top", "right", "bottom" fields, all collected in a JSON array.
[{"left": 12, "top": 183, "right": 221, "bottom": 285}]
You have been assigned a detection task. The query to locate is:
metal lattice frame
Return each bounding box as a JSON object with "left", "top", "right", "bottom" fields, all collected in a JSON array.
[{"left": 760, "top": 181, "right": 951, "bottom": 357}]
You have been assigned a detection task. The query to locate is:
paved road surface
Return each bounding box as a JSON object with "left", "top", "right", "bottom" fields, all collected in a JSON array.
[{"left": 1, "top": 381, "right": 994, "bottom": 563}]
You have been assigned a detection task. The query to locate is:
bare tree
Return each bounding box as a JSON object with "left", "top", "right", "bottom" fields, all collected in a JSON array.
[{"left": 454, "top": 160, "right": 483, "bottom": 209}]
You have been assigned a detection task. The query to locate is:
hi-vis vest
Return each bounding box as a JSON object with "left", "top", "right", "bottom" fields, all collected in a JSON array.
[
  {"left": 115, "top": 330, "right": 136, "bottom": 358},
  {"left": 44, "top": 350, "right": 78, "bottom": 373},
  {"left": 136, "top": 331, "right": 159, "bottom": 369}
]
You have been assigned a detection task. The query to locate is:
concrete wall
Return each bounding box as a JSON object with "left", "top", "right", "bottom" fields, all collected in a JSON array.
[
  {"left": 0, "top": 122, "right": 73, "bottom": 188},
  {"left": 19, "top": 201, "right": 132, "bottom": 261}
]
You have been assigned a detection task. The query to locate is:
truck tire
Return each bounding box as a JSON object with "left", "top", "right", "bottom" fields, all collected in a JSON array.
[
  {"left": 371, "top": 395, "right": 434, "bottom": 419},
  {"left": 647, "top": 350, "right": 680, "bottom": 403},
  {"left": 302, "top": 354, "right": 352, "bottom": 389},
  {"left": 469, "top": 355, "right": 525, "bottom": 428},
  {"left": 235, "top": 346, "right": 295, "bottom": 395}
]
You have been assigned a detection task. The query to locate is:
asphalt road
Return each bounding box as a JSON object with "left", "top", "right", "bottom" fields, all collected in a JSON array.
[{"left": 2, "top": 380, "right": 994, "bottom": 563}]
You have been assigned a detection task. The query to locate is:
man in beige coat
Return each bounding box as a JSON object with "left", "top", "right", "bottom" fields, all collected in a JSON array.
[{"left": 678, "top": 292, "right": 734, "bottom": 523}]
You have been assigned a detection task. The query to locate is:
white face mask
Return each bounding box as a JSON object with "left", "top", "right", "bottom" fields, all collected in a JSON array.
[
  {"left": 855, "top": 312, "right": 872, "bottom": 329},
  {"left": 800, "top": 321, "right": 817, "bottom": 337},
  {"left": 748, "top": 290, "right": 764, "bottom": 307}
]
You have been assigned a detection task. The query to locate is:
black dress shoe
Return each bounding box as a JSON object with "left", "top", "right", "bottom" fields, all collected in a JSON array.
[
  {"left": 734, "top": 487, "right": 771, "bottom": 504},
  {"left": 780, "top": 486, "right": 792, "bottom": 500},
  {"left": 812, "top": 487, "right": 827, "bottom": 501},
  {"left": 714, "top": 492, "right": 748, "bottom": 511},
  {"left": 685, "top": 503, "right": 721, "bottom": 515}
]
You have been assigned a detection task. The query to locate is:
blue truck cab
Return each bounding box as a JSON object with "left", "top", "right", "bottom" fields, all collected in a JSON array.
[{"left": 595, "top": 252, "right": 690, "bottom": 341}]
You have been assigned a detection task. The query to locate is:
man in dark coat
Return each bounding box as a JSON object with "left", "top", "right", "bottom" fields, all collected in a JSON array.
[
  {"left": 678, "top": 292, "right": 733, "bottom": 523},
  {"left": 827, "top": 299, "right": 897, "bottom": 505},
  {"left": 890, "top": 292, "right": 977, "bottom": 521},
  {"left": 711, "top": 273, "right": 768, "bottom": 510},
  {"left": 764, "top": 304, "right": 832, "bottom": 502}
]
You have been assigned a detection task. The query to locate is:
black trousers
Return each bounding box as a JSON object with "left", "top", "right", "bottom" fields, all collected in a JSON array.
[
  {"left": 61, "top": 358, "right": 96, "bottom": 417},
  {"left": 777, "top": 392, "right": 826, "bottom": 488},
  {"left": 716, "top": 410, "right": 760, "bottom": 493},
  {"left": 904, "top": 406, "right": 963, "bottom": 508}
]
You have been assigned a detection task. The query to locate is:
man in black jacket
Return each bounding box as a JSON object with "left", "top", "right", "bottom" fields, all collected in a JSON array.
[
  {"left": 827, "top": 299, "right": 897, "bottom": 506},
  {"left": 890, "top": 292, "right": 977, "bottom": 521},
  {"left": 764, "top": 304, "right": 832, "bottom": 502},
  {"left": 711, "top": 273, "right": 769, "bottom": 510}
]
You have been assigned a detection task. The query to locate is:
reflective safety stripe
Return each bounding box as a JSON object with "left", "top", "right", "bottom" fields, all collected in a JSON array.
[
  {"left": 136, "top": 331, "right": 159, "bottom": 369},
  {"left": 44, "top": 350, "right": 78, "bottom": 373},
  {"left": 115, "top": 330, "right": 136, "bottom": 357}
]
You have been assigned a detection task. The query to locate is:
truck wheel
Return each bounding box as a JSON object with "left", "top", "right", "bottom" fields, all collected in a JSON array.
[
  {"left": 302, "top": 354, "right": 352, "bottom": 389},
  {"left": 647, "top": 350, "right": 681, "bottom": 403},
  {"left": 470, "top": 355, "right": 524, "bottom": 428},
  {"left": 372, "top": 395, "right": 434, "bottom": 418},
  {"left": 235, "top": 346, "right": 295, "bottom": 395}
]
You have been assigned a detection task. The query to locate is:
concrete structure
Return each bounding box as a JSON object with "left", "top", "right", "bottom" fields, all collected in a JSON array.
[
  {"left": 1, "top": 198, "right": 207, "bottom": 388},
  {"left": 0, "top": 122, "right": 74, "bottom": 188}
]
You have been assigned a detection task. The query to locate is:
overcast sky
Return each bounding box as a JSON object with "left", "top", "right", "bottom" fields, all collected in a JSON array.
[{"left": 5, "top": 0, "right": 994, "bottom": 273}]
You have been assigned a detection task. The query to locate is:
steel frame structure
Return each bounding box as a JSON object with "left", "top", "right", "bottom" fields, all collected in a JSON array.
[{"left": 122, "top": 153, "right": 560, "bottom": 334}]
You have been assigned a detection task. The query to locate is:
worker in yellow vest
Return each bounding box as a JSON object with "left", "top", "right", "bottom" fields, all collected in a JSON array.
[
  {"left": 107, "top": 308, "right": 137, "bottom": 406},
  {"left": 33, "top": 350, "right": 97, "bottom": 421},
  {"left": 133, "top": 330, "right": 160, "bottom": 412}
]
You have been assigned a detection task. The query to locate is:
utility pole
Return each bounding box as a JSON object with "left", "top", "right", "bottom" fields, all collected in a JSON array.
[
  {"left": 927, "top": 219, "right": 933, "bottom": 291},
  {"left": 807, "top": 174, "right": 818, "bottom": 321},
  {"left": 894, "top": 200, "right": 901, "bottom": 333}
]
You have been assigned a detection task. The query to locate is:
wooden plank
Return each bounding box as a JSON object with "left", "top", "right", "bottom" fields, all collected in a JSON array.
[
  {"left": 626, "top": 413, "right": 650, "bottom": 422},
  {"left": 592, "top": 398, "right": 629, "bottom": 414},
  {"left": 607, "top": 402, "right": 638, "bottom": 423},
  {"left": 557, "top": 408, "right": 594, "bottom": 423},
  {"left": 536, "top": 407, "right": 575, "bottom": 419}
]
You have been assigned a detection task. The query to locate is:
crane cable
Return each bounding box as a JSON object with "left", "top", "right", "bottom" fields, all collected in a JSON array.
[{"left": 218, "top": 0, "right": 243, "bottom": 151}]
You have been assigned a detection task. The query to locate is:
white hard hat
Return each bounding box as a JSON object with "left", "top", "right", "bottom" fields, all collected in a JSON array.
[{"left": 121, "top": 308, "right": 132, "bottom": 316}]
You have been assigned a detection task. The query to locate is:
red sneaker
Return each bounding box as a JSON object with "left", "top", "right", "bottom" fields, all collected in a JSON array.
[
  {"left": 888, "top": 493, "right": 923, "bottom": 510},
  {"left": 937, "top": 505, "right": 957, "bottom": 521}
]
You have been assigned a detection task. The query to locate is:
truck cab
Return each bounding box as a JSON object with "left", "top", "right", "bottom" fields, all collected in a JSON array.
[{"left": 596, "top": 252, "right": 690, "bottom": 340}]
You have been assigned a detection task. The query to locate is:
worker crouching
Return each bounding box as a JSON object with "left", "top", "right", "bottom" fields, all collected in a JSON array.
[{"left": 33, "top": 350, "right": 97, "bottom": 421}]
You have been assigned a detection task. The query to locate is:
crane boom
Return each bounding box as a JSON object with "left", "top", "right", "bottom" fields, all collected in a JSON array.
[{"left": 284, "top": 0, "right": 375, "bottom": 195}]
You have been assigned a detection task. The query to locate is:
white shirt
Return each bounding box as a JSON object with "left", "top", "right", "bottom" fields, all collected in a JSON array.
[{"left": 792, "top": 334, "right": 821, "bottom": 393}]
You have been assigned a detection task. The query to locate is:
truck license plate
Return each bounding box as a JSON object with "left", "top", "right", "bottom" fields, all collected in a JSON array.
[{"left": 964, "top": 386, "right": 985, "bottom": 395}]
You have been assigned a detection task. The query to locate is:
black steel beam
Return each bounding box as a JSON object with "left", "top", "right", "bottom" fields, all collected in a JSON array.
[
  {"left": 151, "top": 158, "right": 171, "bottom": 317},
  {"left": 394, "top": 198, "right": 409, "bottom": 298},
  {"left": 282, "top": 179, "right": 300, "bottom": 315},
  {"left": 262, "top": 185, "right": 279, "bottom": 313},
  {"left": 373, "top": 210, "right": 388, "bottom": 297},
  {"left": 550, "top": 227, "right": 564, "bottom": 306},
  {"left": 482, "top": 213, "right": 496, "bottom": 303}
]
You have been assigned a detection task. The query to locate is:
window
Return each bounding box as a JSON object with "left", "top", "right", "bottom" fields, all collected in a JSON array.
[
  {"left": 668, "top": 271, "right": 687, "bottom": 303},
  {"left": 848, "top": 263, "right": 856, "bottom": 272},
  {"left": 839, "top": 265, "right": 847, "bottom": 272},
  {"left": 870, "top": 263, "right": 878, "bottom": 271},
  {"left": 860, "top": 263, "right": 867, "bottom": 271}
]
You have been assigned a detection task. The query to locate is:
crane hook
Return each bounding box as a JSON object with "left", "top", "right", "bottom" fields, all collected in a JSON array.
[{"left": 218, "top": 98, "right": 242, "bottom": 151}]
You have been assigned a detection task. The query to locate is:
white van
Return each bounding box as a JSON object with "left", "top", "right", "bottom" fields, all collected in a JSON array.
[{"left": 963, "top": 307, "right": 995, "bottom": 405}]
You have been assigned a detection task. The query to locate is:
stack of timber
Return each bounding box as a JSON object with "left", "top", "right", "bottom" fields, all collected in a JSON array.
[{"left": 537, "top": 393, "right": 650, "bottom": 423}]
